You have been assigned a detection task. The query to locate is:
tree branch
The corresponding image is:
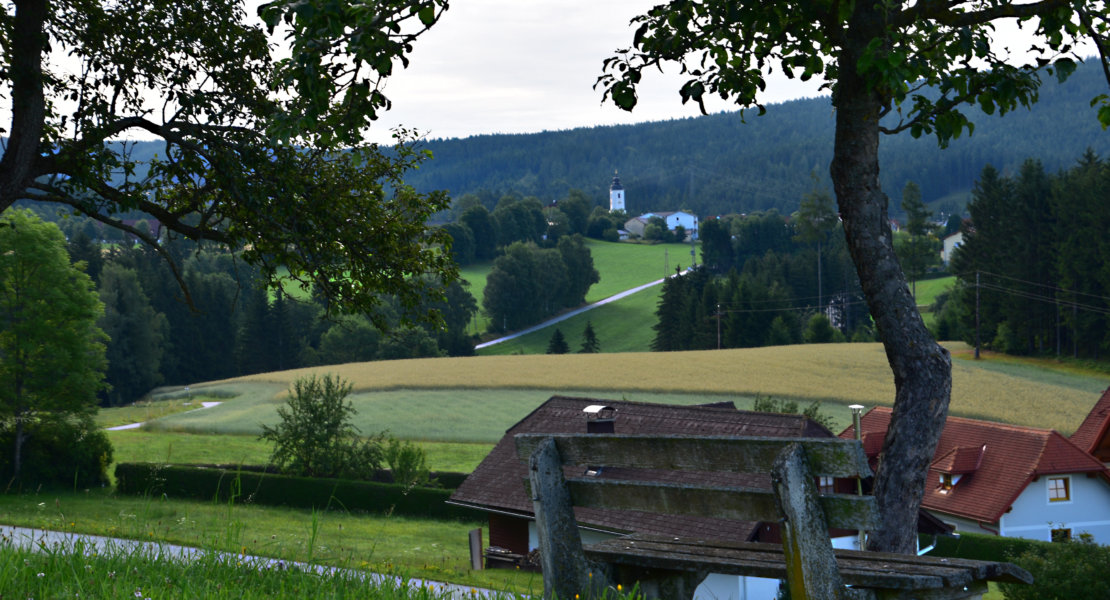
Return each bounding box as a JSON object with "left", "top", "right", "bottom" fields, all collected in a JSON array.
[{"left": 898, "top": 0, "right": 1073, "bottom": 28}]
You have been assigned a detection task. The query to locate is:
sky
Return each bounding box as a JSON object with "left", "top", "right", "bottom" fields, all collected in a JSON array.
[
  {"left": 364, "top": 2, "right": 1097, "bottom": 145},
  {"left": 366, "top": 0, "right": 830, "bottom": 144}
]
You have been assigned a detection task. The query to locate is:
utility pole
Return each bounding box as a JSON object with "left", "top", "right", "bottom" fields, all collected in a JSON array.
[
  {"left": 974, "top": 271, "right": 981, "bottom": 359},
  {"left": 716, "top": 304, "right": 722, "bottom": 350}
]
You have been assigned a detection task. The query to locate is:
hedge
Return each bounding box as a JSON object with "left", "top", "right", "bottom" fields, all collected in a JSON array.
[
  {"left": 179, "top": 464, "right": 469, "bottom": 489},
  {"left": 921, "top": 531, "right": 1048, "bottom": 562},
  {"left": 115, "top": 463, "right": 480, "bottom": 521}
]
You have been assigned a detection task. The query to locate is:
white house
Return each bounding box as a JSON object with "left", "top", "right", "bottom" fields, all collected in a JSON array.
[
  {"left": 844, "top": 399, "right": 1110, "bottom": 544},
  {"left": 941, "top": 232, "right": 963, "bottom": 265},
  {"left": 624, "top": 210, "right": 700, "bottom": 240}
]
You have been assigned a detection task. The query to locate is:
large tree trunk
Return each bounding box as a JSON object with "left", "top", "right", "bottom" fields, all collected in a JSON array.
[
  {"left": 0, "top": 0, "right": 49, "bottom": 211},
  {"left": 830, "top": 9, "right": 952, "bottom": 555}
]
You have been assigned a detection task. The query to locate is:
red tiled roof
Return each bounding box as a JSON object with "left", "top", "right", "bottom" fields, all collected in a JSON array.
[
  {"left": 932, "top": 445, "right": 985, "bottom": 474},
  {"left": 450, "top": 396, "right": 833, "bottom": 541},
  {"left": 841, "top": 407, "right": 1110, "bottom": 523},
  {"left": 1071, "top": 387, "right": 1110, "bottom": 454}
]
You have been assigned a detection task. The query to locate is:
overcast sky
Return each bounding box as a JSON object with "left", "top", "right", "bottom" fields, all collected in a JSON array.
[
  {"left": 366, "top": 0, "right": 830, "bottom": 144},
  {"left": 366, "top": 2, "right": 1093, "bottom": 145}
]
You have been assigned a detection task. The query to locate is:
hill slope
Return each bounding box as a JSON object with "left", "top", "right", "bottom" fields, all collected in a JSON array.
[{"left": 407, "top": 60, "right": 1110, "bottom": 219}]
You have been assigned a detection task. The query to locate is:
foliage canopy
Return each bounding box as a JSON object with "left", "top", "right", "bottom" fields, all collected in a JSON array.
[{"left": 0, "top": 0, "right": 456, "bottom": 323}]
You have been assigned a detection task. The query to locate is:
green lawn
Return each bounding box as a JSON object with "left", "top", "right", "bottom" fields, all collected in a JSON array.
[
  {"left": 106, "top": 430, "right": 493, "bottom": 473},
  {"left": 912, "top": 275, "right": 955, "bottom": 307},
  {"left": 478, "top": 284, "right": 662, "bottom": 355},
  {"left": 0, "top": 491, "right": 538, "bottom": 594}
]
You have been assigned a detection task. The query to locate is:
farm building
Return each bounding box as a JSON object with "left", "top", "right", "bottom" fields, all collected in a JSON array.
[
  {"left": 1070, "top": 387, "right": 1110, "bottom": 464},
  {"left": 624, "top": 211, "right": 699, "bottom": 240},
  {"left": 841, "top": 392, "right": 1110, "bottom": 544},
  {"left": 449, "top": 396, "right": 945, "bottom": 600}
]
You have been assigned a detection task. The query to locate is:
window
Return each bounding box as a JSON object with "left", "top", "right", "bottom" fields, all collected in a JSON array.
[
  {"left": 1051, "top": 528, "right": 1072, "bottom": 543},
  {"left": 941, "top": 474, "right": 954, "bottom": 491},
  {"left": 1048, "top": 477, "right": 1071, "bottom": 502},
  {"left": 818, "top": 476, "right": 835, "bottom": 494}
]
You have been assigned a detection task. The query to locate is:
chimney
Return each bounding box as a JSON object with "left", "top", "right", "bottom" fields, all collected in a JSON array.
[{"left": 583, "top": 405, "right": 616, "bottom": 434}]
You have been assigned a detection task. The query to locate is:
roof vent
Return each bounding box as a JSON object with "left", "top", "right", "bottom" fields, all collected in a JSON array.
[{"left": 584, "top": 405, "right": 616, "bottom": 434}]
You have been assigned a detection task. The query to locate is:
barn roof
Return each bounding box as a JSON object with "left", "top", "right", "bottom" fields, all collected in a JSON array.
[
  {"left": 1070, "top": 387, "right": 1110, "bottom": 459},
  {"left": 450, "top": 395, "right": 832, "bottom": 541}
]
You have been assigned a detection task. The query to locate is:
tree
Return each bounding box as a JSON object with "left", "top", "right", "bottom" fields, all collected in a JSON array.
[
  {"left": 259, "top": 374, "right": 383, "bottom": 479},
  {"left": 0, "top": 210, "right": 108, "bottom": 482},
  {"left": 599, "top": 0, "right": 1110, "bottom": 553},
  {"left": 98, "top": 263, "right": 168, "bottom": 406},
  {"left": 896, "top": 181, "right": 939, "bottom": 299},
  {"left": 546, "top": 328, "right": 570, "bottom": 354},
  {"left": 0, "top": 0, "right": 456, "bottom": 324},
  {"left": 579, "top": 321, "right": 601, "bottom": 353},
  {"left": 794, "top": 188, "right": 839, "bottom": 310},
  {"left": 556, "top": 234, "right": 600, "bottom": 308}
]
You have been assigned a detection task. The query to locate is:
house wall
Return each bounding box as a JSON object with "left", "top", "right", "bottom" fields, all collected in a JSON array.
[
  {"left": 666, "top": 212, "right": 699, "bottom": 236},
  {"left": 930, "top": 513, "right": 1002, "bottom": 537},
  {"left": 489, "top": 513, "right": 530, "bottom": 555},
  {"left": 1001, "top": 473, "right": 1110, "bottom": 543}
]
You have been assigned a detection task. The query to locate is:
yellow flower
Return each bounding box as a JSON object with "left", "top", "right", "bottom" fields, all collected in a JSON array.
[{"left": 618, "top": 584, "right": 623, "bottom": 591}]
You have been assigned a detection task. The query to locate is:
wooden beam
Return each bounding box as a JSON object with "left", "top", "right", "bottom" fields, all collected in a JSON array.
[{"left": 514, "top": 433, "right": 873, "bottom": 478}]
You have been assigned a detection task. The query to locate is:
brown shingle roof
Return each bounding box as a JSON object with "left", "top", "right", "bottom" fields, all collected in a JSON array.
[
  {"left": 841, "top": 407, "right": 1110, "bottom": 523},
  {"left": 1071, "top": 386, "right": 1110, "bottom": 455},
  {"left": 450, "top": 396, "right": 833, "bottom": 540}
]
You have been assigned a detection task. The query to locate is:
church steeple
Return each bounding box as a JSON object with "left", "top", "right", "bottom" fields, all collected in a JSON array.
[{"left": 609, "top": 171, "right": 625, "bottom": 212}]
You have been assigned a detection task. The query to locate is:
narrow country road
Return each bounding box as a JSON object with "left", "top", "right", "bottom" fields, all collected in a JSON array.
[{"left": 475, "top": 269, "right": 687, "bottom": 350}]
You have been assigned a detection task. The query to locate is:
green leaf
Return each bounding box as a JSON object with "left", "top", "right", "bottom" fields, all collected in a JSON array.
[{"left": 418, "top": 6, "right": 436, "bottom": 27}]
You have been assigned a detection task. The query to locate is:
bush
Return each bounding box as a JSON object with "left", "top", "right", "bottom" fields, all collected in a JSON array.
[
  {"left": 113, "top": 463, "right": 479, "bottom": 521},
  {"left": 259, "top": 374, "right": 384, "bottom": 479},
  {"left": 998, "top": 534, "right": 1110, "bottom": 600},
  {"left": 383, "top": 436, "right": 432, "bottom": 489},
  {"left": 0, "top": 416, "right": 112, "bottom": 490}
]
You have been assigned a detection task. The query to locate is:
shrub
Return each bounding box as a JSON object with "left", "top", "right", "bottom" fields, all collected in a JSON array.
[
  {"left": 999, "top": 534, "right": 1110, "bottom": 600},
  {"left": 113, "top": 463, "right": 480, "bottom": 521},
  {"left": 0, "top": 416, "right": 112, "bottom": 490},
  {"left": 384, "top": 436, "right": 433, "bottom": 489},
  {"left": 259, "top": 374, "right": 384, "bottom": 479}
]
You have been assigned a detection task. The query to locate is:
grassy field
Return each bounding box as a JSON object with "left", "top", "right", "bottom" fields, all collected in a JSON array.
[
  {"left": 478, "top": 284, "right": 662, "bottom": 356},
  {"left": 0, "top": 491, "right": 540, "bottom": 594},
  {"left": 163, "top": 342, "right": 1110, "bottom": 438},
  {"left": 913, "top": 275, "right": 955, "bottom": 307},
  {"left": 105, "top": 430, "right": 493, "bottom": 473},
  {"left": 459, "top": 239, "right": 692, "bottom": 336}
]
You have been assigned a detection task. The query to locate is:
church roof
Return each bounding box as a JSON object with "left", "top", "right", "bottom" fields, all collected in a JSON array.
[{"left": 610, "top": 174, "right": 623, "bottom": 191}]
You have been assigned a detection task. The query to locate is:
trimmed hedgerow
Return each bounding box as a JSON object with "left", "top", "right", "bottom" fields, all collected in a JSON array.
[
  {"left": 115, "top": 463, "right": 479, "bottom": 521},
  {"left": 921, "top": 531, "right": 1044, "bottom": 563}
]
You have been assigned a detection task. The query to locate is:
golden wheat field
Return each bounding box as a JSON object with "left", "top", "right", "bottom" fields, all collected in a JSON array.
[{"left": 203, "top": 342, "right": 1109, "bottom": 434}]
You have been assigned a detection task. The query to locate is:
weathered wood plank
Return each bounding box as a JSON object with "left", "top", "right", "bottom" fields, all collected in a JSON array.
[
  {"left": 586, "top": 534, "right": 1033, "bottom": 590},
  {"left": 528, "top": 437, "right": 599, "bottom": 600},
  {"left": 772, "top": 442, "right": 851, "bottom": 599},
  {"left": 515, "top": 433, "right": 873, "bottom": 478},
  {"left": 543, "top": 477, "right": 880, "bottom": 531}
]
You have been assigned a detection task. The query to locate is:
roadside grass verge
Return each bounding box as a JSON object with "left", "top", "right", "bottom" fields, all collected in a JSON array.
[
  {"left": 0, "top": 537, "right": 491, "bottom": 599},
  {"left": 0, "top": 491, "right": 538, "bottom": 594},
  {"left": 478, "top": 284, "right": 662, "bottom": 355}
]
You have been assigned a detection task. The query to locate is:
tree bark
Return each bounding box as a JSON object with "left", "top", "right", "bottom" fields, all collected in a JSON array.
[
  {"left": 0, "top": 0, "right": 49, "bottom": 211},
  {"left": 830, "top": 7, "right": 952, "bottom": 555}
]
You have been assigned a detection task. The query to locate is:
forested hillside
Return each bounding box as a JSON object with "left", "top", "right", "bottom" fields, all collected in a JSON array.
[{"left": 406, "top": 60, "right": 1110, "bottom": 219}]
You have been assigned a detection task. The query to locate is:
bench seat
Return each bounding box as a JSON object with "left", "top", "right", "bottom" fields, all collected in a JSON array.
[{"left": 586, "top": 533, "right": 1031, "bottom": 599}]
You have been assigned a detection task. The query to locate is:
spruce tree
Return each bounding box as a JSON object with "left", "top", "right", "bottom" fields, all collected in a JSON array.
[
  {"left": 546, "top": 328, "right": 569, "bottom": 354},
  {"left": 579, "top": 321, "right": 600, "bottom": 353}
]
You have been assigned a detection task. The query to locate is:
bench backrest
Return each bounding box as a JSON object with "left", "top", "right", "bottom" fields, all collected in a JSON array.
[{"left": 514, "top": 433, "right": 877, "bottom": 599}]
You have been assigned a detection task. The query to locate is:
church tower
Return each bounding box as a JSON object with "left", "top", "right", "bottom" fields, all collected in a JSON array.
[{"left": 609, "top": 171, "right": 625, "bottom": 212}]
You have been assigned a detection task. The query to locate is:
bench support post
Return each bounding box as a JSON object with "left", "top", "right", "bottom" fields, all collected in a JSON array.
[
  {"left": 773, "top": 442, "right": 861, "bottom": 600},
  {"left": 530, "top": 437, "right": 605, "bottom": 599}
]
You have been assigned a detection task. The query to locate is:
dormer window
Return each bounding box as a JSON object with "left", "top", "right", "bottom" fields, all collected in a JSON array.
[
  {"left": 817, "top": 476, "right": 835, "bottom": 494},
  {"left": 1048, "top": 476, "right": 1071, "bottom": 502},
  {"left": 941, "top": 474, "right": 954, "bottom": 491}
]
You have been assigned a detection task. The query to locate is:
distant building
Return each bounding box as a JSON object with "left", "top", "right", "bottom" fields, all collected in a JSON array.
[
  {"left": 941, "top": 232, "right": 963, "bottom": 265},
  {"left": 609, "top": 172, "right": 625, "bottom": 212},
  {"left": 624, "top": 210, "right": 699, "bottom": 240}
]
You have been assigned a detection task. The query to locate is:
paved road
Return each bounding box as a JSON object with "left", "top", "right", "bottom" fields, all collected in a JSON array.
[
  {"left": 105, "top": 401, "right": 222, "bottom": 431},
  {"left": 1, "top": 525, "right": 504, "bottom": 599},
  {"left": 476, "top": 270, "right": 686, "bottom": 350}
]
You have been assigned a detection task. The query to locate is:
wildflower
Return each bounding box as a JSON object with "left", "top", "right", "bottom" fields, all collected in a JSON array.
[
  {"left": 37, "top": 573, "right": 44, "bottom": 577},
  {"left": 134, "top": 590, "right": 143, "bottom": 597},
  {"left": 618, "top": 584, "right": 623, "bottom": 591},
  {"left": 108, "top": 571, "right": 115, "bottom": 578}
]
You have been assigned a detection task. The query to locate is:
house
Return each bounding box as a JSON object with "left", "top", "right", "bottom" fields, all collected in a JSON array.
[
  {"left": 1070, "top": 387, "right": 1110, "bottom": 464},
  {"left": 841, "top": 404, "right": 1110, "bottom": 543},
  {"left": 450, "top": 396, "right": 886, "bottom": 600},
  {"left": 941, "top": 232, "right": 963, "bottom": 265},
  {"left": 623, "top": 211, "right": 700, "bottom": 240}
]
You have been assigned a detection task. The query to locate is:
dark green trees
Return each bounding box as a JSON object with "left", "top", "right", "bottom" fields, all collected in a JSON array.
[
  {"left": 483, "top": 237, "right": 598, "bottom": 333},
  {"left": 546, "top": 329, "right": 570, "bottom": 355},
  {"left": 98, "top": 264, "right": 168, "bottom": 407},
  {"left": 0, "top": 210, "right": 109, "bottom": 484},
  {"left": 579, "top": 321, "right": 601, "bottom": 354}
]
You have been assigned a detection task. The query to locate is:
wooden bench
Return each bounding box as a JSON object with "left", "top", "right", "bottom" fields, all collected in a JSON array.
[{"left": 515, "top": 433, "right": 1032, "bottom": 600}]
